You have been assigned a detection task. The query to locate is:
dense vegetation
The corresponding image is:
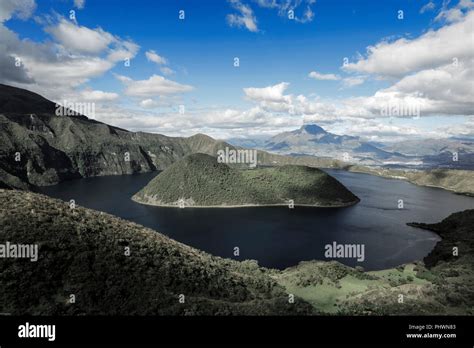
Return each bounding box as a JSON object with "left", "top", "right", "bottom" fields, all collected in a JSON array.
[
  {"left": 0, "top": 189, "right": 314, "bottom": 315},
  {"left": 0, "top": 188, "right": 472, "bottom": 315},
  {"left": 133, "top": 153, "right": 359, "bottom": 207}
]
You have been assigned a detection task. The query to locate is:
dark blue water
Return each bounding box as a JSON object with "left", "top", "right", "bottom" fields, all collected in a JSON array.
[{"left": 37, "top": 170, "right": 474, "bottom": 270}]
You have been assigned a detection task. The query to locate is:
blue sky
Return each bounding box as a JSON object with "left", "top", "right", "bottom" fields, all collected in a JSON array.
[{"left": 1, "top": 0, "right": 473, "bottom": 140}]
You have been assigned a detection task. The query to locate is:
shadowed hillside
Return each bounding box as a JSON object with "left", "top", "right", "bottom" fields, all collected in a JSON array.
[{"left": 0, "top": 189, "right": 314, "bottom": 315}]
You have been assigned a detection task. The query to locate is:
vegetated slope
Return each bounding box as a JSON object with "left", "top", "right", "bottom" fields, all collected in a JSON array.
[
  {"left": 133, "top": 153, "right": 359, "bottom": 207},
  {"left": 345, "top": 165, "right": 474, "bottom": 196},
  {"left": 274, "top": 209, "right": 474, "bottom": 315},
  {"left": 0, "top": 189, "right": 314, "bottom": 315},
  {"left": 408, "top": 209, "right": 474, "bottom": 268}
]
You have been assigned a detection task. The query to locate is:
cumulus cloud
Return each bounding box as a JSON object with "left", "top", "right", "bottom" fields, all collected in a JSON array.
[
  {"left": 435, "top": 0, "right": 474, "bottom": 23},
  {"left": 0, "top": 0, "right": 36, "bottom": 22},
  {"left": 90, "top": 102, "right": 305, "bottom": 139},
  {"left": 308, "top": 71, "right": 340, "bottom": 80},
  {"left": 106, "top": 40, "right": 139, "bottom": 63},
  {"left": 369, "top": 59, "right": 474, "bottom": 116},
  {"left": 0, "top": 7, "right": 139, "bottom": 102},
  {"left": 343, "top": 10, "right": 474, "bottom": 77},
  {"left": 0, "top": 52, "right": 34, "bottom": 84},
  {"left": 243, "top": 82, "right": 349, "bottom": 118},
  {"left": 115, "top": 74, "right": 194, "bottom": 97},
  {"left": 244, "top": 82, "right": 291, "bottom": 102},
  {"left": 227, "top": 0, "right": 258, "bottom": 32},
  {"left": 90, "top": 100, "right": 430, "bottom": 142},
  {"left": 336, "top": 5, "right": 474, "bottom": 118},
  {"left": 45, "top": 19, "right": 115, "bottom": 54}
]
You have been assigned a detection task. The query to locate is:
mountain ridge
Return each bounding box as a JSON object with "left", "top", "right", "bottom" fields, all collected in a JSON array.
[
  {"left": 0, "top": 84, "right": 472, "bottom": 196},
  {"left": 0, "top": 85, "right": 344, "bottom": 190}
]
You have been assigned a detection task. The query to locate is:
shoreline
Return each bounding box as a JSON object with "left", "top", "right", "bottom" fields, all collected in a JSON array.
[
  {"left": 131, "top": 195, "right": 360, "bottom": 209},
  {"left": 343, "top": 166, "right": 474, "bottom": 196}
]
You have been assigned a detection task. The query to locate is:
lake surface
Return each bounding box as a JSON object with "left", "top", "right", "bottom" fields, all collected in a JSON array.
[{"left": 37, "top": 170, "right": 474, "bottom": 271}]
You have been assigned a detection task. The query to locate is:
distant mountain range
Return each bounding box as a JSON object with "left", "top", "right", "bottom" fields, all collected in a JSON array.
[
  {"left": 0, "top": 84, "right": 341, "bottom": 190},
  {"left": 230, "top": 124, "right": 474, "bottom": 169},
  {"left": 1, "top": 84, "right": 472, "bottom": 194},
  {"left": 265, "top": 124, "right": 401, "bottom": 164}
]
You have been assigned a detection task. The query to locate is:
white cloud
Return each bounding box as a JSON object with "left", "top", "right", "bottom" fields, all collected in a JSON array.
[
  {"left": 255, "top": 0, "right": 316, "bottom": 23},
  {"left": 115, "top": 74, "right": 194, "bottom": 97},
  {"left": 106, "top": 40, "right": 139, "bottom": 63},
  {"left": 243, "top": 82, "right": 349, "bottom": 118},
  {"left": 0, "top": 0, "right": 36, "bottom": 22},
  {"left": 243, "top": 82, "right": 291, "bottom": 102},
  {"left": 227, "top": 0, "right": 258, "bottom": 32},
  {"left": 420, "top": 1, "right": 436, "bottom": 14},
  {"left": 342, "top": 76, "right": 365, "bottom": 88},
  {"left": 377, "top": 59, "right": 474, "bottom": 115},
  {"left": 74, "top": 0, "right": 85, "bottom": 10},
  {"left": 45, "top": 19, "right": 115, "bottom": 54},
  {"left": 145, "top": 50, "right": 176, "bottom": 76},
  {"left": 79, "top": 89, "right": 118, "bottom": 102},
  {"left": 89, "top": 100, "right": 430, "bottom": 142},
  {"left": 321, "top": 117, "right": 425, "bottom": 142},
  {"left": 160, "top": 66, "right": 175, "bottom": 75},
  {"left": 297, "top": 5, "right": 315, "bottom": 23},
  {"left": 140, "top": 99, "right": 158, "bottom": 108},
  {"left": 439, "top": 116, "right": 474, "bottom": 137},
  {"left": 145, "top": 50, "right": 167, "bottom": 65},
  {"left": 308, "top": 71, "right": 340, "bottom": 81},
  {"left": 435, "top": 0, "right": 474, "bottom": 23},
  {"left": 0, "top": 11, "right": 139, "bottom": 102},
  {"left": 343, "top": 10, "right": 474, "bottom": 77},
  {"left": 21, "top": 56, "right": 114, "bottom": 87},
  {"left": 335, "top": 5, "right": 474, "bottom": 117},
  {"left": 91, "top": 103, "right": 304, "bottom": 139}
]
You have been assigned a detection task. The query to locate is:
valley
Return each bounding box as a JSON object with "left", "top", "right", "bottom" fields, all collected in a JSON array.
[{"left": 1, "top": 83, "right": 473, "bottom": 316}]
